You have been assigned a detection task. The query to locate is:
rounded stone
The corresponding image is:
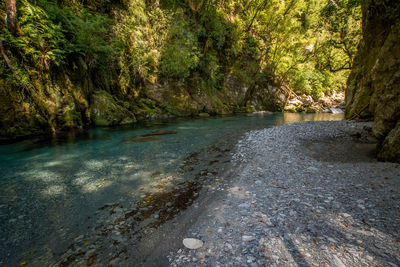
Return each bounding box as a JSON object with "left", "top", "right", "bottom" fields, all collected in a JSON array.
[{"left": 183, "top": 238, "right": 204, "bottom": 249}]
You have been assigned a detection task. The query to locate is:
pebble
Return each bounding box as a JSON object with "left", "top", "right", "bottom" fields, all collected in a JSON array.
[
  {"left": 247, "top": 256, "right": 255, "bottom": 262},
  {"left": 307, "top": 167, "right": 319, "bottom": 172},
  {"left": 242, "top": 236, "right": 255, "bottom": 242},
  {"left": 74, "top": 235, "right": 84, "bottom": 241},
  {"left": 332, "top": 254, "right": 346, "bottom": 267},
  {"left": 238, "top": 203, "right": 250, "bottom": 209},
  {"left": 183, "top": 238, "right": 203, "bottom": 249}
]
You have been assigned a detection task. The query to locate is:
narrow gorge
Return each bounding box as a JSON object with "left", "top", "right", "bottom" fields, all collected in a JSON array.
[{"left": 0, "top": 0, "right": 399, "bottom": 266}]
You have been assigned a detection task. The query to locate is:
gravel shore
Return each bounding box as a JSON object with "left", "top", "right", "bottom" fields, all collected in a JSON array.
[{"left": 169, "top": 121, "right": 400, "bottom": 266}]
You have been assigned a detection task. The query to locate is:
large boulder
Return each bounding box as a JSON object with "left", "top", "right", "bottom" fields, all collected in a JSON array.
[
  {"left": 90, "top": 90, "right": 136, "bottom": 126},
  {"left": 378, "top": 122, "right": 400, "bottom": 162},
  {"left": 346, "top": 1, "right": 400, "bottom": 162}
]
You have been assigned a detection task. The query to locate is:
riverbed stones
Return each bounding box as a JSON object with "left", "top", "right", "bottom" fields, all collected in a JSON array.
[{"left": 169, "top": 121, "right": 400, "bottom": 266}]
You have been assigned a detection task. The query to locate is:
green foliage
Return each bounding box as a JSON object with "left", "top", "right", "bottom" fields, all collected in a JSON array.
[
  {"left": 198, "top": 8, "right": 229, "bottom": 50},
  {"left": 5, "top": 0, "right": 67, "bottom": 69},
  {"left": 232, "top": 0, "right": 361, "bottom": 98},
  {"left": 69, "top": 12, "right": 115, "bottom": 66},
  {"left": 290, "top": 68, "right": 335, "bottom": 100},
  {"left": 199, "top": 51, "right": 221, "bottom": 88},
  {"left": 1, "top": 0, "right": 361, "bottom": 97},
  {"left": 113, "top": 0, "right": 170, "bottom": 93},
  {"left": 318, "top": 0, "right": 361, "bottom": 71},
  {"left": 194, "top": 5, "right": 239, "bottom": 86},
  {"left": 364, "top": 0, "right": 400, "bottom": 20},
  {"left": 160, "top": 13, "right": 199, "bottom": 79},
  {"left": 2, "top": 0, "right": 116, "bottom": 70},
  {"left": 0, "top": 0, "right": 363, "bottom": 134}
]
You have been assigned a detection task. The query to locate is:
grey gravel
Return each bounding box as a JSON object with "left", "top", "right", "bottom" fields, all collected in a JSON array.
[{"left": 168, "top": 121, "right": 400, "bottom": 266}]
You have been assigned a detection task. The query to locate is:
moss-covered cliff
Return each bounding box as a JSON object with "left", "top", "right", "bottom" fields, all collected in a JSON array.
[
  {"left": 0, "top": 0, "right": 359, "bottom": 141},
  {"left": 0, "top": 0, "right": 281, "bottom": 141},
  {"left": 346, "top": 0, "right": 400, "bottom": 162}
]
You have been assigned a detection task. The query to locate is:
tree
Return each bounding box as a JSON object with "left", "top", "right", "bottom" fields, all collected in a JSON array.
[
  {"left": 317, "top": 0, "right": 361, "bottom": 72},
  {"left": 6, "top": 0, "right": 18, "bottom": 35}
]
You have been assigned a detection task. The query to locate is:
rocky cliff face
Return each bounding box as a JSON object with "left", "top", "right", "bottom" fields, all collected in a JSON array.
[
  {"left": 346, "top": 1, "right": 400, "bottom": 162},
  {"left": 0, "top": 67, "right": 286, "bottom": 141}
]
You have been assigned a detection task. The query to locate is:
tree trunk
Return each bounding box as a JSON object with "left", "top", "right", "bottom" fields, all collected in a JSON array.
[
  {"left": 0, "top": 40, "right": 13, "bottom": 70},
  {"left": 6, "top": 0, "right": 17, "bottom": 35}
]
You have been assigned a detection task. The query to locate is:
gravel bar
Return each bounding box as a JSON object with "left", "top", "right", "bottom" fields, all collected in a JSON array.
[{"left": 168, "top": 121, "right": 400, "bottom": 267}]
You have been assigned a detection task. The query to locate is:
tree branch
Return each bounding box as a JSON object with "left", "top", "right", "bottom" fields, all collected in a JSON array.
[
  {"left": 0, "top": 40, "right": 13, "bottom": 70},
  {"left": 246, "top": 0, "right": 269, "bottom": 32},
  {"left": 328, "top": 61, "right": 351, "bottom": 72}
]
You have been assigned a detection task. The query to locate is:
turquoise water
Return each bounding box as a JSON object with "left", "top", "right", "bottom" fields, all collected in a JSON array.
[{"left": 0, "top": 112, "right": 343, "bottom": 265}]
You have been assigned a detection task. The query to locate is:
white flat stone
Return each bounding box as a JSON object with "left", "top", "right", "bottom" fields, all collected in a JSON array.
[
  {"left": 183, "top": 238, "right": 203, "bottom": 249},
  {"left": 332, "top": 254, "right": 346, "bottom": 267},
  {"left": 242, "top": 235, "right": 255, "bottom": 242}
]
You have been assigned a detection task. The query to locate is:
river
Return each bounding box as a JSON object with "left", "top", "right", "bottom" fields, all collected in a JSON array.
[{"left": 0, "top": 112, "right": 343, "bottom": 266}]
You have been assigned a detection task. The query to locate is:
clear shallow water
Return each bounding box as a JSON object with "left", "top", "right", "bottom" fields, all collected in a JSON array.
[{"left": 0, "top": 112, "right": 343, "bottom": 265}]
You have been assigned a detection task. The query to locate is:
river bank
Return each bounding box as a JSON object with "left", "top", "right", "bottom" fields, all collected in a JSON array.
[
  {"left": 0, "top": 113, "right": 342, "bottom": 266},
  {"left": 3, "top": 116, "right": 399, "bottom": 266},
  {"left": 168, "top": 120, "right": 400, "bottom": 266}
]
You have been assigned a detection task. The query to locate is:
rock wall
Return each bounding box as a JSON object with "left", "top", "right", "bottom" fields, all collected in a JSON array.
[
  {"left": 0, "top": 67, "right": 285, "bottom": 141},
  {"left": 346, "top": 1, "right": 400, "bottom": 162}
]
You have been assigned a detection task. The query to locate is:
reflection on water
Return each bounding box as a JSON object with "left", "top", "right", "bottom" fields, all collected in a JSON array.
[
  {"left": 281, "top": 112, "right": 341, "bottom": 124},
  {"left": 0, "top": 112, "right": 343, "bottom": 265}
]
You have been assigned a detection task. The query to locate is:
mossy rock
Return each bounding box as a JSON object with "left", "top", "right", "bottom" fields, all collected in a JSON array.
[
  {"left": 0, "top": 85, "right": 51, "bottom": 139},
  {"left": 90, "top": 90, "right": 136, "bottom": 126},
  {"left": 198, "top": 112, "right": 210, "bottom": 117},
  {"left": 305, "top": 107, "right": 318, "bottom": 113},
  {"left": 56, "top": 105, "right": 82, "bottom": 129},
  {"left": 283, "top": 104, "right": 297, "bottom": 112},
  {"left": 377, "top": 121, "right": 400, "bottom": 163},
  {"left": 133, "top": 98, "right": 164, "bottom": 120}
]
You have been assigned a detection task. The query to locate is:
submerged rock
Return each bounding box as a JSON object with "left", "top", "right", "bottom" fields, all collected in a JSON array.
[
  {"left": 121, "top": 129, "right": 177, "bottom": 143},
  {"left": 141, "top": 130, "right": 177, "bottom": 136},
  {"left": 121, "top": 136, "right": 161, "bottom": 143}
]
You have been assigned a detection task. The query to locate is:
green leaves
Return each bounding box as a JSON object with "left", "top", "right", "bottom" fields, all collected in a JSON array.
[
  {"left": 5, "top": 0, "right": 67, "bottom": 68},
  {"left": 160, "top": 14, "right": 200, "bottom": 80},
  {"left": 2, "top": 0, "right": 117, "bottom": 70},
  {"left": 0, "top": 0, "right": 362, "bottom": 107},
  {"left": 69, "top": 13, "right": 114, "bottom": 65}
]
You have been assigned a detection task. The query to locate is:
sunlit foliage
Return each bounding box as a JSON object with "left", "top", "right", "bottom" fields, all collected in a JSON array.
[{"left": 1, "top": 0, "right": 362, "bottom": 102}]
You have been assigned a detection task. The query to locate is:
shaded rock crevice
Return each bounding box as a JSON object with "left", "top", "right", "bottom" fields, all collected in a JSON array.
[{"left": 346, "top": 1, "right": 400, "bottom": 162}]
